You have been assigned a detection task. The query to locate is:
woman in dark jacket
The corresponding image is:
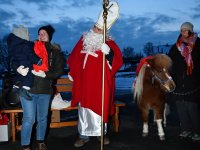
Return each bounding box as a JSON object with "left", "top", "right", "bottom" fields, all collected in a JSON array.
[
  {"left": 20, "top": 25, "right": 65, "bottom": 150},
  {"left": 168, "top": 22, "right": 200, "bottom": 142}
]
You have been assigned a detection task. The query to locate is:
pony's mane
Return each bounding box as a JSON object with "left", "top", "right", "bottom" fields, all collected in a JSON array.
[{"left": 133, "top": 64, "right": 147, "bottom": 102}]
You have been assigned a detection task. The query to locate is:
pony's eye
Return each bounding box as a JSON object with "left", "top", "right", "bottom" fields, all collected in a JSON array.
[
  {"left": 157, "top": 69, "right": 162, "bottom": 73},
  {"left": 159, "top": 68, "right": 165, "bottom": 73}
]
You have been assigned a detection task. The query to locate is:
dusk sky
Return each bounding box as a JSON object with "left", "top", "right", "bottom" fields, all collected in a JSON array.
[{"left": 0, "top": 0, "right": 200, "bottom": 53}]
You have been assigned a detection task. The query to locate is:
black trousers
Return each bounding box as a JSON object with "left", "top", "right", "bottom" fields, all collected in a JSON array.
[{"left": 176, "top": 100, "right": 200, "bottom": 134}]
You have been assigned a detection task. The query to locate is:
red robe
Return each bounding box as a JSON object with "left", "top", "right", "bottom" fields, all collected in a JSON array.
[{"left": 67, "top": 36, "right": 123, "bottom": 123}]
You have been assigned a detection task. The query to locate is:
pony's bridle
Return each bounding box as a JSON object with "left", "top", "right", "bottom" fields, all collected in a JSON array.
[{"left": 147, "top": 64, "right": 175, "bottom": 92}]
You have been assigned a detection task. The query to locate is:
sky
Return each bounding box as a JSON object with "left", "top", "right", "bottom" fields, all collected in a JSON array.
[{"left": 0, "top": 0, "right": 200, "bottom": 53}]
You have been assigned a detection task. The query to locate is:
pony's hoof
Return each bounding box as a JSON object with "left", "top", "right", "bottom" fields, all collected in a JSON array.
[
  {"left": 142, "top": 132, "right": 148, "bottom": 137},
  {"left": 159, "top": 135, "right": 165, "bottom": 141}
]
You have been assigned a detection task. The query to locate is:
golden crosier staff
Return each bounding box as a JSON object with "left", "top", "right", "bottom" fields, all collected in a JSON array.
[{"left": 101, "top": 0, "right": 109, "bottom": 149}]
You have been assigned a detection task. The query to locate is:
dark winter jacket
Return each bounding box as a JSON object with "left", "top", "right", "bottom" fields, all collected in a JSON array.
[
  {"left": 7, "top": 33, "right": 39, "bottom": 87},
  {"left": 30, "top": 42, "right": 65, "bottom": 94},
  {"left": 168, "top": 37, "right": 200, "bottom": 102}
]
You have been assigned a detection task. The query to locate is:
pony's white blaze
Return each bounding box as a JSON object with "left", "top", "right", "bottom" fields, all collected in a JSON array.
[{"left": 163, "top": 68, "right": 175, "bottom": 92}]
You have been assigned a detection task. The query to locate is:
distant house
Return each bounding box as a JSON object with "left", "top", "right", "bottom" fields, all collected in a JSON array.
[{"left": 153, "top": 44, "right": 172, "bottom": 54}]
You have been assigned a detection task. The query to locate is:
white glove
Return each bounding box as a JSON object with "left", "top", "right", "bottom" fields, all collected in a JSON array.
[
  {"left": 101, "top": 43, "right": 110, "bottom": 55},
  {"left": 32, "top": 70, "right": 46, "bottom": 78},
  {"left": 68, "top": 73, "right": 74, "bottom": 82},
  {"left": 17, "top": 65, "right": 29, "bottom": 76}
]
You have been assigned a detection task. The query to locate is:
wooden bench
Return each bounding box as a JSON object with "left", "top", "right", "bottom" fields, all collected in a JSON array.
[{"left": 0, "top": 78, "right": 126, "bottom": 142}]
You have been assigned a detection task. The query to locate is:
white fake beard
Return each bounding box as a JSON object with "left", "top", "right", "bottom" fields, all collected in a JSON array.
[{"left": 82, "top": 30, "right": 103, "bottom": 53}]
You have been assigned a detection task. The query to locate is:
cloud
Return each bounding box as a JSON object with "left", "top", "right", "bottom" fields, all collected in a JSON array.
[
  {"left": 69, "top": 0, "right": 98, "bottom": 7},
  {"left": 0, "top": 8, "right": 16, "bottom": 34},
  {"left": 152, "top": 14, "right": 176, "bottom": 25},
  {"left": 110, "top": 14, "right": 178, "bottom": 52},
  {"left": 0, "top": 0, "right": 11, "bottom": 4},
  {"left": 0, "top": 0, "right": 100, "bottom": 30},
  {"left": 192, "top": 4, "right": 200, "bottom": 18},
  {"left": 0, "top": 0, "right": 101, "bottom": 51},
  {"left": 24, "top": 0, "right": 98, "bottom": 8},
  {"left": 50, "top": 17, "right": 94, "bottom": 51},
  {"left": 1, "top": 0, "right": 199, "bottom": 54}
]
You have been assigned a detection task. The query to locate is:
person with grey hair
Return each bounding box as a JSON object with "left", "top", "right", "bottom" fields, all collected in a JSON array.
[
  {"left": 7, "top": 25, "right": 39, "bottom": 100},
  {"left": 67, "top": 1, "right": 123, "bottom": 147},
  {"left": 168, "top": 22, "right": 200, "bottom": 141}
]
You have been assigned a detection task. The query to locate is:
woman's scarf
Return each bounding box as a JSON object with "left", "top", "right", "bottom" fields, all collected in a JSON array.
[
  {"left": 33, "top": 41, "right": 49, "bottom": 72},
  {"left": 176, "top": 33, "right": 197, "bottom": 75}
]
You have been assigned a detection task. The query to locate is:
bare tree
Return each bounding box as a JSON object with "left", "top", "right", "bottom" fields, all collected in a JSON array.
[
  {"left": 122, "top": 46, "right": 134, "bottom": 58},
  {"left": 143, "top": 42, "right": 154, "bottom": 56},
  {"left": 0, "top": 35, "right": 10, "bottom": 71}
]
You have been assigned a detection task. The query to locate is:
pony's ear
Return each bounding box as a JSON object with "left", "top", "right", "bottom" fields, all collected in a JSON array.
[{"left": 146, "top": 57, "right": 153, "bottom": 66}]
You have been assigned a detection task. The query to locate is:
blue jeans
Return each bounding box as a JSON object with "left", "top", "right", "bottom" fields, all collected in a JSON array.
[{"left": 20, "top": 93, "right": 51, "bottom": 146}]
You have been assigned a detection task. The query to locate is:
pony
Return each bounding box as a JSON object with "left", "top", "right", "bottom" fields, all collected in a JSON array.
[{"left": 133, "top": 53, "right": 176, "bottom": 140}]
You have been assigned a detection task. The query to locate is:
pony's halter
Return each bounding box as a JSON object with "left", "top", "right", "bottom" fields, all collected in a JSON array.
[{"left": 146, "top": 64, "right": 175, "bottom": 92}]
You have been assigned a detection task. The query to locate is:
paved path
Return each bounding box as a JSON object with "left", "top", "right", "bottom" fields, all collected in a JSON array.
[{"left": 0, "top": 91, "right": 200, "bottom": 150}]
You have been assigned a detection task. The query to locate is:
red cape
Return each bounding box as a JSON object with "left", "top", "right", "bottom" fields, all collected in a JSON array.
[{"left": 67, "top": 37, "right": 123, "bottom": 122}]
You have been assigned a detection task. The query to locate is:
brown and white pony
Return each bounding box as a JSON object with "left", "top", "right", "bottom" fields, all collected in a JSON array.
[{"left": 133, "top": 54, "right": 176, "bottom": 140}]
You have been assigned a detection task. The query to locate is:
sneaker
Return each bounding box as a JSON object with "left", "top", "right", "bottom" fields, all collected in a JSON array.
[
  {"left": 22, "top": 148, "right": 31, "bottom": 150},
  {"left": 179, "top": 131, "right": 192, "bottom": 138},
  {"left": 51, "top": 94, "right": 71, "bottom": 109},
  {"left": 97, "top": 136, "right": 110, "bottom": 145},
  {"left": 22, "top": 145, "right": 31, "bottom": 150},
  {"left": 191, "top": 134, "right": 200, "bottom": 141},
  {"left": 36, "top": 142, "right": 47, "bottom": 150},
  {"left": 20, "top": 88, "right": 32, "bottom": 100},
  {"left": 74, "top": 138, "right": 89, "bottom": 148}
]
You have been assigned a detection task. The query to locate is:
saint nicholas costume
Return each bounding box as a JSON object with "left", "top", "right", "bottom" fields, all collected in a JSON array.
[{"left": 67, "top": 1, "right": 123, "bottom": 136}]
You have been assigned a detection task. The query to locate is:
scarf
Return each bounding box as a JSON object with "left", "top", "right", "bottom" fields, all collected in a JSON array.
[
  {"left": 33, "top": 41, "right": 49, "bottom": 72},
  {"left": 176, "top": 33, "right": 197, "bottom": 75}
]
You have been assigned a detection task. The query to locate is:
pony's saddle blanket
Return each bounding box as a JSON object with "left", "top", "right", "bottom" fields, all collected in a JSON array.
[{"left": 136, "top": 56, "right": 153, "bottom": 75}]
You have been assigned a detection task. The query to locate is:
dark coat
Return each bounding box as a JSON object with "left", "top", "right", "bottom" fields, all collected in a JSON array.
[
  {"left": 30, "top": 42, "right": 65, "bottom": 95},
  {"left": 7, "top": 33, "right": 39, "bottom": 87},
  {"left": 168, "top": 37, "right": 200, "bottom": 102}
]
